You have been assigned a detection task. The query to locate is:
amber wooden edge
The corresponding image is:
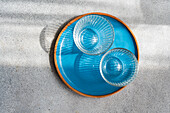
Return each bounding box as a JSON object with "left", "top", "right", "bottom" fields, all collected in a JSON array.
[{"left": 54, "top": 12, "right": 139, "bottom": 98}]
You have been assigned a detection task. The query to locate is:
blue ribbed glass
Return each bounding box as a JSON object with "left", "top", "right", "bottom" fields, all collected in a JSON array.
[
  {"left": 73, "top": 15, "right": 114, "bottom": 55},
  {"left": 74, "top": 54, "right": 102, "bottom": 82},
  {"left": 100, "top": 48, "right": 138, "bottom": 87}
]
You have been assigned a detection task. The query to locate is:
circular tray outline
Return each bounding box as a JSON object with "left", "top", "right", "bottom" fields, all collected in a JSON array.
[{"left": 54, "top": 12, "right": 139, "bottom": 98}]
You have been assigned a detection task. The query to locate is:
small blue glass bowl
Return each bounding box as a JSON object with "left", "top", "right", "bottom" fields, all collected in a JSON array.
[
  {"left": 100, "top": 48, "right": 138, "bottom": 87},
  {"left": 73, "top": 15, "right": 114, "bottom": 55}
]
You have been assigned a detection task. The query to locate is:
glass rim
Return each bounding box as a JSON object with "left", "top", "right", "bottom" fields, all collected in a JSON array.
[
  {"left": 99, "top": 48, "right": 139, "bottom": 86},
  {"left": 73, "top": 14, "right": 114, "bottom": 55}
]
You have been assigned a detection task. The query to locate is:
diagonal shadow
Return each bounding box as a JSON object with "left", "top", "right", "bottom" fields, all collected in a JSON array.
[
  {"left": 48, "top": 15, "right": 85, "bottom": 97},
  {"left": 1, "top": 0, "right": 116, "bottom": 8},
  {"left": 140, "top": 0, "right": 170, "bottom": 25}
]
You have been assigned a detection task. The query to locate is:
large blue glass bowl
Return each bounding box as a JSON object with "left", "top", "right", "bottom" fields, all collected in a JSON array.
[{"left": 73, "top": 15, "right": 114, "bottom": 55}]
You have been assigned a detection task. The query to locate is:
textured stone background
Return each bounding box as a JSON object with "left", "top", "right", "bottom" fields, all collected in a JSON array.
[{"left": 0, "top": 0, "right": 170, "bottom": 113}]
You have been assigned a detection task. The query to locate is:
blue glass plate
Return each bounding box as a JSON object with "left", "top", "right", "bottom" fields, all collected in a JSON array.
[{"left": 54, "top": 13, "right": 139, "bottom": 97}]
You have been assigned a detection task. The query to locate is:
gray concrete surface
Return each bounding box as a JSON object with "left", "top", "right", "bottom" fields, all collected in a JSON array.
[{"left": 0, "top": 0, "right": 170, "bottom": 113}]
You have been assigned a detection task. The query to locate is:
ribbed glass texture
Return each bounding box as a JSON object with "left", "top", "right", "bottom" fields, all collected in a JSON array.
[
  {"left": 73, "top": 15, "right": 114, "bottom": 55},
  {"left": 100, "top": 48, "right": 138, "bottom": 87},
  {"left": 75, "top": 54, "right": 102, "bottom": 78}
]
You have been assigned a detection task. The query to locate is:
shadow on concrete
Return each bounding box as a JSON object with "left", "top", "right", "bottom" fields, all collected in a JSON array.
[
  {"left": 1, "top": 0, "right": 170, "bottom": 25},
  {"left": 0, "top": 63, "right": 169, "bottom": 112},
  {"left": 0, "top": 12, "right": 73, "bottom": 26},
  {"left": 140, "top": 0, "right": 170, "bottom": 25},
  {"left": 1, "top": 0, "right": 113, "bottom": 8},
  {"left": 39, "top": 27, "right": 49, "bottom": 53},
  {"left": 48, "top": 15, "right": 84, "bottom": 97}
]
